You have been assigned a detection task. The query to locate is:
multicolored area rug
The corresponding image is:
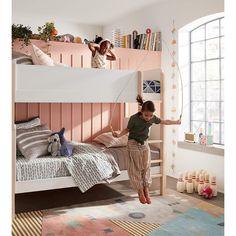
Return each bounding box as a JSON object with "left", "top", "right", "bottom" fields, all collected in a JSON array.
[
  {"left": 12, "top": 190, "right": 224, "bottom": 236},
  {"left": 149, "top": 202, "right": 224, "bottom": 236},
  {"left": 41, "top": 190, "right": 204, "bottom": 236}
]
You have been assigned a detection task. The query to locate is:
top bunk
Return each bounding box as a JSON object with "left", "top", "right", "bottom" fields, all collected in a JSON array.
[{"left": 12, "top": 40, "right": 163, "bottom": 103}]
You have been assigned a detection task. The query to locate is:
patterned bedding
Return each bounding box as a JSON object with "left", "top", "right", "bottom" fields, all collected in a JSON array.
[
  {"left": 16, "top": 142, "right": 159, "bottom": 192},
  {"left": 63, "top": 143, "right": 120, "bottom": 192}
]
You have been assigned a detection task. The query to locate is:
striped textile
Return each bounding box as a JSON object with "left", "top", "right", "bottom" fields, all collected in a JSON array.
[
  {"left": 127, "top": 139, "right": 152, "bottom": 191},
  {"left": 110, "top": 220, "right": 161, "bottom": 236},
  {"left": 12, "top": 211, "right": 42, "bottom": 236},
  {"left": 16, "top": 117, "right": 41, "bottom": 130},
  {"left": 94, "top": 132, "right": 128, "bottom": 148},
  {"left": 64, "top": 143, "right": 121, "bottom": 193},
  {"left": 16, "top": 124, "right": 52, "bottom": 160}
]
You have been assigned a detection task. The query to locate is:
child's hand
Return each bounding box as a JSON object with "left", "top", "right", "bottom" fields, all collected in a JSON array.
[
  {"left": 176, "top": 119, "right": 181, "bottom": 125},
  {"left": 112, "top": 131, "right": 120, "bottom": 138},
  {"left": 110, "top": 125, "right": 119, "bottom": 138}
]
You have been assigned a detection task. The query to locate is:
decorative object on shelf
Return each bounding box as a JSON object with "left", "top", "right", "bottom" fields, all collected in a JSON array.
[
  {"left": 207, "top": 122, "right": 214, "bottom": 145},
  {"left": 12, "top": 24, "right": 32, "bottom": 47},
  {"left": 38, "top": 22, "right": 57, "bottom": 42},
  {"left": 146, "top": 28, "right": 152, "bottom": 34},
  {"left": 200, "top": 135, "right": 207, "bottom": 145},
  {"left": 56, "top": 34, "right": 75, "bottom": 43},
  {"left": 184, "top": 132, "right": 196, "bottom": 143},
  {"left": 74, "top": 36, "right": 82, "bottom": 43}
]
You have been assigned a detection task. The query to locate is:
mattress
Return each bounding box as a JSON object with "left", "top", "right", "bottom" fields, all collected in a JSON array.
[
  {"left": 16, "top": 142, "right": 160, "bottom": 181},
  {"left": 16, "top": 156, "right": 71, "bottom": 181}
]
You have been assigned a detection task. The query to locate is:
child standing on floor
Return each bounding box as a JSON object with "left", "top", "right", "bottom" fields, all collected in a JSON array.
[
  {"left": 111, "top": 95, "right": 181, "bottom": 204},
  {"left": 88, "top": 36, "right": 116, "bottom": 69}
]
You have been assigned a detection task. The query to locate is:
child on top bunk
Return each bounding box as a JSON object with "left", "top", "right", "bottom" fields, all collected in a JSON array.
[
  {"left": 88, "top": 36, "right": 116, "bottom": 69},
  {"left": 111, "top": 95, "right": 181, "bottom": 204}
]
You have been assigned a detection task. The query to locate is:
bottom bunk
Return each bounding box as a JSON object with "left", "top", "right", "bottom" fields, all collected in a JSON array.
[{"left": 15, "top": 142, "right": 161, "bottom": 194}]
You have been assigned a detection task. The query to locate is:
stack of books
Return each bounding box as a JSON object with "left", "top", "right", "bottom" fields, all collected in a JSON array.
[
  {"left": 121, "top": 32, "right": 162, "bottom": 51},
  {"left": 111, "top": 29, "right": 122, "bottom": 48}
]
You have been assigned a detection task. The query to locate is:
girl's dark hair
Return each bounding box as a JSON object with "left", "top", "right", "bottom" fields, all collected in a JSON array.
[
  {"left": 94, "top": 35, "right": 114, "bottom": 48},
  {"left": 136, "top": 95, "right": 155, "bottom": 112},
  {"left": 94, "top": 36, "right": 103, "bottom": 44}
]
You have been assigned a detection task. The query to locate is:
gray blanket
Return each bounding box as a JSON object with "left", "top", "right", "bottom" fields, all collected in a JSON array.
[{"left": 63, "top": 143, "right": 121, "bottom": 193}]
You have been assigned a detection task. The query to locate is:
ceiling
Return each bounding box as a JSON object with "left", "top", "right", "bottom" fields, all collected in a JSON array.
[{"left": 12, "top": 0, "right": 163, "bottom": 25}]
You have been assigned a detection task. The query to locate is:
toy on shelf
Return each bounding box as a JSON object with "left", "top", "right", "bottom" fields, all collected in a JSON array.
[
  {"left": 198, "top": 128, "right": 203, "bottom": 144},
  {"left": 56, "top": 34, "right": 75, "bottom": 43},
  {"left": 74, "top": 36, "right": 82, "bottom": 43}
]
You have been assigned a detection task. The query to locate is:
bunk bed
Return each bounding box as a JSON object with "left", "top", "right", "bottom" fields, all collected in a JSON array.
[{"left": 12, "top": 40, "right": 165, "bottom": 212}]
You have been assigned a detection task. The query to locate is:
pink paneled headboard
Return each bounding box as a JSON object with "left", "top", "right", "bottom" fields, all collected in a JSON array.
[
  {"left": 13, "top": 39, "right": 161, "bottom": 142},
  {"left": 15, "top": 103, "right": 124, "bottom": 142}
]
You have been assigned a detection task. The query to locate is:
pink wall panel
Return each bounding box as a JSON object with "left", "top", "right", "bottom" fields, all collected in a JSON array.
[
  {"left": 71, "top": 103, "right": 82, "bottom": 141},
  {"left": 13, "top": 39, "right": 161, "bottom": 142},
  {"left": 15, "top": 103, "right": 124, "bottom": 143}
]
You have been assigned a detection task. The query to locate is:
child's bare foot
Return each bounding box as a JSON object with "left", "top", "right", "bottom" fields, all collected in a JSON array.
[
  {"left": 138, "top": 189, "right": 147, "bottom": 204},
  {"left": 144, "top": 187, "right": 151, "bottom": 204}
]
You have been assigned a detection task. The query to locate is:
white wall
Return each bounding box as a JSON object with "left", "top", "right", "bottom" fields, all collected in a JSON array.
[
  {"left": 103, "top": 0, "right": 224, "bottom": 192},
  {"left": 12, "top": 16, "right": 103, "bottom": 42}
]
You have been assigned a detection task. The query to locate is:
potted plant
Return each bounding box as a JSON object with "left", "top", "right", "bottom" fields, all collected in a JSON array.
[
  {"left": 12, "top": 24, "right": 33, "bottom": 47},
  {"left": 38, "top": 22, "right": 58, "bottom": 42}
]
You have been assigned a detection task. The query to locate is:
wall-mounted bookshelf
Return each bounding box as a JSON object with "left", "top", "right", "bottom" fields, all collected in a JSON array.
[{"left": 112, "top": 29, "right": 162, "bottom": 51}]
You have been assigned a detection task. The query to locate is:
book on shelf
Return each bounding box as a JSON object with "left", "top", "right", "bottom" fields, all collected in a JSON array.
[{"left": 120, "top": 31, "right": 162, "bottom": 51}]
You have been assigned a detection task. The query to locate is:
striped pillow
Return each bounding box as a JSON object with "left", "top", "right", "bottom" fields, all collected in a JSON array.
[
  {"left": 15, "top": 117, "right": 41, "bottom": 129},
  {"left": 16, "top": 124, "right": 52, "bottom": 160},
  {"left": 94, "top": 132, "right": 128, "bottom": 148}
]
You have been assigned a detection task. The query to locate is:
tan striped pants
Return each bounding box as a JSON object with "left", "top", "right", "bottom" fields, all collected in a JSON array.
[{"left": 127, "top": 139, "right": 152, "bottom": 191}]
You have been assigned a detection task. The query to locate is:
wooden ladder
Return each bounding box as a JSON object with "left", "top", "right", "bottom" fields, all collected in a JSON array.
[{"left": 148, "top": 139, "right": 165, "bottom": 195}]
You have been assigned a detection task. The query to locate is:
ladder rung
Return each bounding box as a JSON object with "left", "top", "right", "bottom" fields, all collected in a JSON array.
[
  {"left": 148, "top": 140, "right": 163, "bottom": 144},
  {"left": 151, "top": 160, "right": 162, "bottom": 164},
  {"left": 151, "top": 174, "right": 162, "bottom": 178}
]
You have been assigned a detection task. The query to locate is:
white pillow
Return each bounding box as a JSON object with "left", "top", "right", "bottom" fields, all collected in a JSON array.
[
  {"left": 31, "top": 44, "right": 54, "bottom": 66},
  {"left": 94, "top": 132, "right": 128, "bottom": 148}
]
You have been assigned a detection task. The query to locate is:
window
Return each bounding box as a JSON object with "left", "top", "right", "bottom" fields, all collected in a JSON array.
[{"left": 190, "top": 17, "right": 224, "bottom": 145}]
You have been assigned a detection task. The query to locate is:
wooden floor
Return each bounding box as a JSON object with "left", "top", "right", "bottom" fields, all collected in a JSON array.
[{"left": 15, "top": 176, "right": 224, "bottom": 213}]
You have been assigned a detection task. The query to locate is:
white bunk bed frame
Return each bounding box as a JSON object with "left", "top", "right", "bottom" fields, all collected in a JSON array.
[{"left": 12, "top": 63, "right": 165, "bottom": 197}]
